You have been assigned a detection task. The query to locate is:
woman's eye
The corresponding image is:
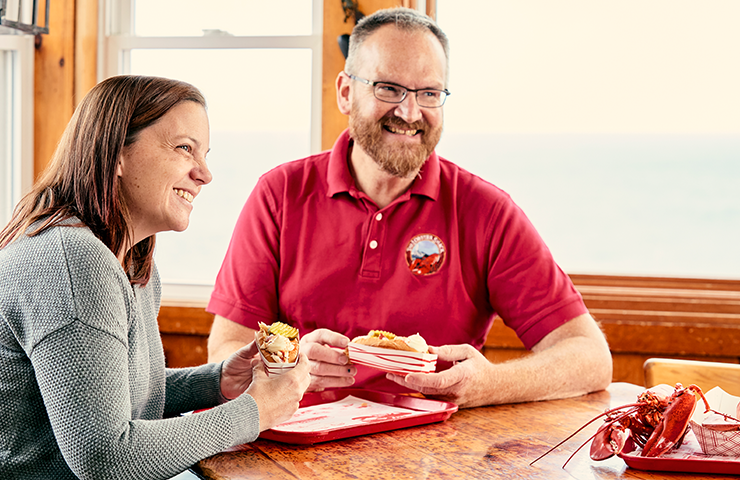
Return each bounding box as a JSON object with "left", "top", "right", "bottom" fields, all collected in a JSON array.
[{"left": 177, "top": 145, "right": 191, "bottom": 153}]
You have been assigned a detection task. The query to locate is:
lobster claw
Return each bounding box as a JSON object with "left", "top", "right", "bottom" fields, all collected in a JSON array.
[
  {"left": 641, "top": 385, "right": 698, "bottom": 457},
  {"left": 590, "top": 423, "right": 630, "bottom": 460}
]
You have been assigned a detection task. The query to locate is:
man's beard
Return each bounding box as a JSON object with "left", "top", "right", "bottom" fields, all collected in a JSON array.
[{"left": 349, "top": 108, "right": 442, "bottom": 178}]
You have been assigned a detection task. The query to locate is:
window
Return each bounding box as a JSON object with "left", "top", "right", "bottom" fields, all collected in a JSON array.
[
  {"left": 0, "top": 32, "right": 33, "bottom": 229},
  {"left": 104, "top": 0, "right": 322, "bottom": 301},
  {"left": 436, "top": 1, "right": 740, "bottom": 279}
]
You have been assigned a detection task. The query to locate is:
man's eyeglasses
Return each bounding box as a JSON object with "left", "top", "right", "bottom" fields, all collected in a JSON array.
[{"left": 345, "top": 72, "right": 450, "bottom": 108}]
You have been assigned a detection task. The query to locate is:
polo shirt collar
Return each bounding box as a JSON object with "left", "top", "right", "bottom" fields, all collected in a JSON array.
[{"left": 327, "top": 129, "right": 440, "bottom": 201}]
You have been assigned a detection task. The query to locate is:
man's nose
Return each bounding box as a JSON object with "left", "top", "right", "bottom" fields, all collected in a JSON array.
[{"left": 393, "top": 93, "right": 423, "bottom": 124}]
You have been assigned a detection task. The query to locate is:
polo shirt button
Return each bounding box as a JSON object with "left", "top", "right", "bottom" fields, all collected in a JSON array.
[
  {"left": 369, "top": 240, "right": 378, "bottom": 249},
  {"left": 375, "top": 213, "right": 383, "bottom": 221}
]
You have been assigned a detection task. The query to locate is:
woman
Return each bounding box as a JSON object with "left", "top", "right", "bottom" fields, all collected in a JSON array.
[{"left": 0, "top": 75, "right": 310, "bottom": 479}]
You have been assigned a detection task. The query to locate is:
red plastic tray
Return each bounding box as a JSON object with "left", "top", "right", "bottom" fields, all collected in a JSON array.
[
  {"left": 618, "top": 438, "right": 740, "bottom": 475},
  {"left": 259, "top": 389, "right": 458, "bottom": 445}
]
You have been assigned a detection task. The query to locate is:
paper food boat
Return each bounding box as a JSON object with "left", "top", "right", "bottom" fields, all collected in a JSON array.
[
  {"left": 259, "top": 348, "right": 297, "bottom": 377},
  {"left": 347, "top": 342, "right": 437, "bottom": 375},
  {"left": 689, "top": 386, "right": 740, "bottom": 456}
]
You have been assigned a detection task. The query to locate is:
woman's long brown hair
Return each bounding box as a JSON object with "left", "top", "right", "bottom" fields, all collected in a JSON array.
[{"left": 0, "top": 75, "right": 206, "bottom": 285}]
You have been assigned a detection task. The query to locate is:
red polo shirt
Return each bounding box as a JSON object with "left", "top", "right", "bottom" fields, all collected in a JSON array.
[{"left": 208, "top": 130, "right": 587, "bottom": 391}]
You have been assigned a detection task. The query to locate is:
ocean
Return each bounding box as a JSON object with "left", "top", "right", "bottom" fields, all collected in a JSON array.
[{"left": 155, "top": 131, "right": 740, "bottom": 300}]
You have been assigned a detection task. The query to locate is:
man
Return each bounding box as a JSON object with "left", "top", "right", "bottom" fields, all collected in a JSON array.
[{"left": 207, "top": 7, "right": 612, "bottom": 408}]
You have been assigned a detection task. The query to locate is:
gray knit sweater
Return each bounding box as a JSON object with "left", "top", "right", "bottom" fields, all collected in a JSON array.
[{"left": 0, "top": 221, "right": 260, "bottom": 479}]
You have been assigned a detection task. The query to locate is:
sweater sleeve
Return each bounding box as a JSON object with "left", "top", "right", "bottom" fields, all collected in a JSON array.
[
  {"left": 163, "top": 362, "right": 227, "bottom": 416},
  {"left": 24, "top": 226, "right": 260, "bottom": 480},
  {"left": 31, "top": 323, "right": 259, "bottom": 480}
]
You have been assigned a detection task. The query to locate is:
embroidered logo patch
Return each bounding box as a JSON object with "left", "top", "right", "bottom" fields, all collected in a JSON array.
[{"left": 405, "top": 234, "right": 446, "bottom": 276}]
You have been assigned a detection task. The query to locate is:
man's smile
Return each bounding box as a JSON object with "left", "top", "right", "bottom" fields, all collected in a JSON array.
[{"left": 385, "top": 125, "right": 421, "bottom": 136}]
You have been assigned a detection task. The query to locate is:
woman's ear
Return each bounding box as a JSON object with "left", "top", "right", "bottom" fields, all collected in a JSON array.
[
  {"left": 116, "top": 155, "right": 124, "bottom": 178},
  {"left": 336, "top": 72, "right": 352, "bottom": 116}
]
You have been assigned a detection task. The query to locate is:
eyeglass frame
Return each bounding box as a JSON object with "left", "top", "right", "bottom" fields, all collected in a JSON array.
[{"left": 344, "top": 72, "right": 451, "bottom": 108}]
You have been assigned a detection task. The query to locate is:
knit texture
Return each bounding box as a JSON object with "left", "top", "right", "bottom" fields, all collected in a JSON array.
[{"left": 0, "top": 221, "right": 259, "bottom": 479}]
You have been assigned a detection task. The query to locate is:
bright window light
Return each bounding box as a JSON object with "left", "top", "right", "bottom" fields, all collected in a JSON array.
[{"left": 436, "top": 0, "right": 740, "bottom": 279}]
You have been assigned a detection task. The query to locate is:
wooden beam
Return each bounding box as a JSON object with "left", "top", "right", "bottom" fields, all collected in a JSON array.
[
  {"left": 321, "top": 0, "right": 405, "bottom": 151},
  {"left": 426, "top": 0, "right": 437, "bottom": 19},
  {"left": 483, "top": 274, "right": 740, "bottom": 386},
  {"left": 34, "top": 0, "right": 76, "bottom": 178},
  {"left": 74, "top": 0, "right": 98, "bottom": 107}
]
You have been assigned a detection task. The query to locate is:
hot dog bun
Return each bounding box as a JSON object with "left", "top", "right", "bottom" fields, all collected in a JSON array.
[
  {"left": 256, "top": 322, "right": 300, "bottom": 363},
  {"left": 350, "top": 330, "right": 429, "bottom": 354}
]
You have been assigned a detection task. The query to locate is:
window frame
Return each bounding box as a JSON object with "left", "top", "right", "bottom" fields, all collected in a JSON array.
[
  {"left": 0, "top": 32, "right": 34, "bottom": 229},
  {"left": 101, "top": 0, "right": 324, "bottom": 302}
]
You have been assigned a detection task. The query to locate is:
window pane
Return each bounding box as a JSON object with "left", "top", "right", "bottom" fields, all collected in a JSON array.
[
  {"left": 134, "top": 0, "right": 312, "bottom": 36},
  {"left": 436, "top": 0, "right": 740, "bottom": 279},
  {"left": 129, "top": 49, "right": 312, "bottom": 285}
]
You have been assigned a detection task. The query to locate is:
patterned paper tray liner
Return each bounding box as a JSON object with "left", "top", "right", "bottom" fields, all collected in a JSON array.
[
  {"left": 347, "top": 342, "right": 437, "bottom": 375},
  {"left": 259, "top": 389, "right": 458, "bottom": 444},
  {"left": 689, "top": 386, "right": 740, "bottom": 456},
  {"left": 691, "top": 421, "right": 740, "bottom": 456},
  {"left": 259, "top": 349, "right": 297, "bottom": 377}
]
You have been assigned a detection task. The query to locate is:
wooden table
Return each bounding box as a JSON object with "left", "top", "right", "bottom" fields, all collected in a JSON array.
[{"left": 194, "top": 383, "right": 735, "bottom": 479}]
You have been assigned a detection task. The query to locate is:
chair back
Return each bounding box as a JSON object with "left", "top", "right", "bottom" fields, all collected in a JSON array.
[{"left": 644, "top": 358, "right": 740, "bottom": 397}]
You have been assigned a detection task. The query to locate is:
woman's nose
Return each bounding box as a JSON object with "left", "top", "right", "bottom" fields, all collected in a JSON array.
[{"left": 192, "top": 157, "right": 213, "bottom": 185}]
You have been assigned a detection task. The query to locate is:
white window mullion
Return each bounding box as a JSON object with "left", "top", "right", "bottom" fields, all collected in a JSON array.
[
  {"left": 0, "top": 34, "right": 34, "bottom": 228},
  {"left": 310, "top": 0, "right": 323, "bottom": 154}
]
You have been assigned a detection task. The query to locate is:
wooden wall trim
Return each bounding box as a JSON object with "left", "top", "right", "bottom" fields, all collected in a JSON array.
[
  {"left": 159, "top": 273, "right": 740, "bottom": 378},
  {"left": 34, "top": 0, "right": 98, "bottom": 177},
  {"left": 74, "top": 0, "right": 98, "bottom": 107},
  {"left": 321, "top": 0, "right": 406, "bottom": 150},
  {"left": 34, "top": 0, "right": 76, "bottom": 178},
  {"left": 569, "top": 273, "right": 740, "bottom": 291},
  {"left": 484, "top": 274, "right": 740, "bottom": 385},
  {"left": 426, "top": 0, "right": 437, "bottom": 19}
]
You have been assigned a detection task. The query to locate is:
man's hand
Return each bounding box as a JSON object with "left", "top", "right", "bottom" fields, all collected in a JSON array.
[
  {"left": 390, "top": 313, "right": 612, "bottom": 408},
  {"left": 246, "top": 352, "right": 312, "bottom": 431},
  {"left": 219, "top": 341, "right": 261, "bottom": 400},
  {"left": 386, "top": 344, "right": 494, "bottom": 408},
  {"left": 299, "top": 328, "right": 356, "bottom": 391}
]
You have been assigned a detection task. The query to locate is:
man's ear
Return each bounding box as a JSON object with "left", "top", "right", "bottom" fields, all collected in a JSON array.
[{"left": 336, "top": 72, "right": 352, "bottom": 116}]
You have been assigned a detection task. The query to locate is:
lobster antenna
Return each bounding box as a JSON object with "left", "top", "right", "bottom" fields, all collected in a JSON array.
[{"left": 529, "top": 404, "right": 640, "bottom": 466}]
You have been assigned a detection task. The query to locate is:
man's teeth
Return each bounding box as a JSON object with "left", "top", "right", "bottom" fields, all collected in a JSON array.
[
  {"left": 387, "top": 126, "right": 418, "bottom": 136},
  {"left": 174, "top": 189, "right": 194, "bottom": 203}
]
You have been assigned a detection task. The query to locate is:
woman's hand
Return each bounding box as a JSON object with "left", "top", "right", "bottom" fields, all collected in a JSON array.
[
  {"left": 219, "top": 341, "right": 260, "bottom": 400},
  {"left": 246, "top": 352, "right": 312, "bottom": 431}
]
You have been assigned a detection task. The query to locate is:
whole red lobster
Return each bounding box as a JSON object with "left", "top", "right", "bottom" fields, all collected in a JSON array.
[{"left": 531, "top": 383, "right": 711, "bottom": 468}]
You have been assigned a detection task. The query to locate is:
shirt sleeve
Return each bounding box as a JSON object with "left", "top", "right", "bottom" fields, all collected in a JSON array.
[{"left": 486, "top": 195, "right": 587, "bottom": 349}]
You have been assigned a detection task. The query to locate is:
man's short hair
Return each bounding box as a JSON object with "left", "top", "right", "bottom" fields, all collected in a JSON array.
[{"left": 345, "top": 7, "right": 450, "bottom": 81}]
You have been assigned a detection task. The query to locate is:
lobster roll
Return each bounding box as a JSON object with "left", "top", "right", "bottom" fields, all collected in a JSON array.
[
  {"left": 256, "top": 321, "right": 300, "bottom": 363},
  {"left": 350, "top": 330, "right": 430, "bottom": 354}
]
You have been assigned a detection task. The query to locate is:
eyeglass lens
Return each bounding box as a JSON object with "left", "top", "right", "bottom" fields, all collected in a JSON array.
[{"left": 374, "top": 83, "right": 446, "bottom": 107}]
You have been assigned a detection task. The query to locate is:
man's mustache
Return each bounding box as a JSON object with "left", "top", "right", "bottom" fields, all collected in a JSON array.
[{"left": 381, "top": 117, "right": 427, "bottom": 132}]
